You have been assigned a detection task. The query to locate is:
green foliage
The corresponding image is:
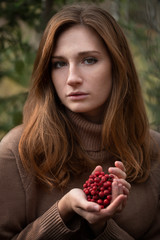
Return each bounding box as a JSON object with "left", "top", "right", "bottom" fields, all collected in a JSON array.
[
  {"left": 0, "top": 1, "right": 42, "bottom": 29},
  {"left": 145, "top": 34, "right": 160, "bottom": 130},
  {"left": 119, "top": 0, "right": 160, "bottom": 131},
  {"left": 0, "top": 93, "right": 28, "bottom": 140},
  {"left": 1, "top": 31, "right": 35, "bottom": 87},
  {"left": 0, "top": 0, "right": 39, "bottom": 140}
]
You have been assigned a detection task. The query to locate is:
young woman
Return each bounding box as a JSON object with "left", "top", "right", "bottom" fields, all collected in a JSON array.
[{"left": 0, "top": 4, "right": 160, "bottom": 240}]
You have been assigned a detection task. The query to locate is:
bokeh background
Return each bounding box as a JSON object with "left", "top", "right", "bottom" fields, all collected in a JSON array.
[{"left": 0, "top": 0, "right": 160, "bottom": 140}]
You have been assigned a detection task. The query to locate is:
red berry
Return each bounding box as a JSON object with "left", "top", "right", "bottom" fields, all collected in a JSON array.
[
  {"left": 100, "top": 187, "right": 105, "bottom": 191},
  {"left": 84, "top": 189, "right": 90, "bottom": 195},
  {"left": 90, "top": 199, "right": 95, "bottom": 202},
  {"left": 107, "top": 195, "right": 112, "bottom": 201},
  {"left": 95, "top": 171, "right": 101, "bottom": 176},
  {"left": 91, "top": 190, "right": 96, "bottom": 196},
  {"left": 99, "top": 191, "right": 105, "bottom": 198},
  {"left": 98, "top": 181, "right": 103, "bottom": 186},
  {"left": 93, "top": 195, "right": 99, "bottom": 200},
  {"left": 89, "top": 174, "right": 94, "bottom": 178},
  {"left": 101, "top": 176, "right": 107, "bottom": 182},
  {"left": 97, "top": 199, "right": 103, "bottom": 205},
  {"left": 105, "top": 174, "right": 109, "bottom": 178},
  {"left": 104, "top": 199, "right": 110, "bottom": 206},
  {"left": 100, "top": 205, "right": 104, "bottom": 209},
  {"left": 83, "top": 183, "right": 87, "bottom": 188},
  {"left": 89, "top": 178, "right": 94, "bottom": 183},
  {"left": 104, "top": 189, "right": 110, "bottom": 195},
  {"left": 95, "top": 177, "right": 100, "bottom": 183},
  {"left": 103, "top": 181, "right": 112, "bottom": 188}
]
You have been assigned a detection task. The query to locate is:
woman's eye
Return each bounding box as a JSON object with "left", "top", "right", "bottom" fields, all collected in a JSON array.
[
  {"left": 83, "top": 57, "right": 98, "bottom": 65},
  {"left": 52, "top": 61, "right": 67, "bottom": 69}
]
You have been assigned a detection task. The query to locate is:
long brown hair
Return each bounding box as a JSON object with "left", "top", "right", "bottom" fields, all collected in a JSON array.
[{"left": 19, "top": 4, "right": 151, "bottom": 188}]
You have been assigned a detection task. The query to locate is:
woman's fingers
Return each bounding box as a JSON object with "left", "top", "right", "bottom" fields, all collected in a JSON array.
[
  {"left": 67, "top": 187, "right": 128, "bottom": 226},
  {"left": 111, "top": 179, "right": 123, "bottom": 201},
  {"left": 104, "top": 194, "right": 127, "bottom": 216},
  {"left": 92, "top": 161, "right": 127, "bottom": 179},
  {"left": 92, "top": 162, "right": 127, "bottom": 180},
  {"left": 69, "top": 189, "right": 100, "bottom": 212},
  {"left": 108, "top": 161, "right": 127, "bottom": 179},
  {"left": 116, "top": 178, "right": 131, "bottom": 191},
  {"left": 123, "top": 186, "right": 130, "bottom": 196},
  {"left": 108, "top": 166, "right": 126, "bottom": 179},
  {"left": 91, "top": 163, "right": 130, "bottom": 199},
  {"left": 91, "top": 165, "right": 103, "bottom": 174},
  {"left": 111, "top": 179, "right": 128, "bottom": 212},
  {"left": 111, "top": 179, "right": 119, "bottom": 201},
  {"left": 111, "top": 178, "right": 130, "bottom": 198},
  {"left": 114, "top": 161, "right": 126, "bottom": 172},
  {"left": 74, "top": 194, "right": 126, "bottom": 224}
]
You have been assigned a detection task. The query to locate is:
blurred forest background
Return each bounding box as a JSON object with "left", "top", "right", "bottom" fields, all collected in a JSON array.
[{"left": 0, "top": 0, "right": 160, "bottom": 140}]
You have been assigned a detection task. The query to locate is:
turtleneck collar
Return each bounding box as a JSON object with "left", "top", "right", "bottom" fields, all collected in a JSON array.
[
  {"left": 65, "top": 108, "right": 114, "bottom": 164},
  {"left": 66, "top": 109, "right": 103, "bottom": 151}
]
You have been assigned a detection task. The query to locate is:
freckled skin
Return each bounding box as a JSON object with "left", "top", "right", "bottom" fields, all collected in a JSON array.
[{"left": 51, "top": 24, "right": 112, "bottom": 123}]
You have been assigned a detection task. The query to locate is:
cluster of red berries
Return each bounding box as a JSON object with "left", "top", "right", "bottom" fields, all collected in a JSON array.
[{"left": 83, "top": 171, "right": 113, "bottom": 209}]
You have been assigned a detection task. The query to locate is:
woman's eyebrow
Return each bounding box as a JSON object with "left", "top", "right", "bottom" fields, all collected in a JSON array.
[
  {"left": 78, "top": 50, "right": 101, "bottom": 56},
  {"left": 51, "top": 50, "right": 101, "bottom": 59},
  {"left": 51, "top": 56, "right": 64, "bottom": 59}
]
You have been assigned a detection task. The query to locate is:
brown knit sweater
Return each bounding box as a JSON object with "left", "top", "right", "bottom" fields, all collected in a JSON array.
[{"left": 0, "top": 110, "right": 160, "bottom": 240}]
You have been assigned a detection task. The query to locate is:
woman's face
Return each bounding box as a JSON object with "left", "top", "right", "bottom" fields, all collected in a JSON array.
[{"left": 51, "top": 24, "right": 112, "bottom": 123}]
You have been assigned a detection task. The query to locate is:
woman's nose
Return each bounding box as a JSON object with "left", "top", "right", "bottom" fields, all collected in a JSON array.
[{"left": 67, "top": 64, "right": 83, "bottom": 86}]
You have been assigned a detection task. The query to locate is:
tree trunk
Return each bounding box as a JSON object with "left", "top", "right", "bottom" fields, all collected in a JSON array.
[{"left": 41, "top": 0, "right": 54, "bottom": 31}]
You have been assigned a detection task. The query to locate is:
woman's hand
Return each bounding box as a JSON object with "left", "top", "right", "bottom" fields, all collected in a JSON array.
[
  {"left": 108, "top": 161, "right": 131, "bottom": 204},
  {"left": 92, "top": 161, "right": 131, "bottom": 204},
  {"left": 58, "top": 161, "right": 130, "bottom": 236},
  {"left": 84, "top": 162, "right": 130, "bottom": 235},
  {"left": 58, "top": 186, "right": 126, "bottom": 222}
]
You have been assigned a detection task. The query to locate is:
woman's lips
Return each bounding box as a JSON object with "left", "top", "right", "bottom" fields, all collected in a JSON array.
[{"left": 67, "top": 92, "right": 89, "bottom": 100}]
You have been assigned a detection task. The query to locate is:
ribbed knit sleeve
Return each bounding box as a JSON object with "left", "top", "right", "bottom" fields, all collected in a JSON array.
[
  {"left": 39, "top": 202, "right": 81, "bottom": 239},
  {"left": 13, "top": 202, "right": 81, "bottom": 240},
  {"left": 94, "top": 219, "right": 135, "bottom": 240},
  {"left": 0, "top": 126, "right": 81, "bottom": 240},
  {"left": 81, "top": 218, "right": 135, "bottom": 240}
]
